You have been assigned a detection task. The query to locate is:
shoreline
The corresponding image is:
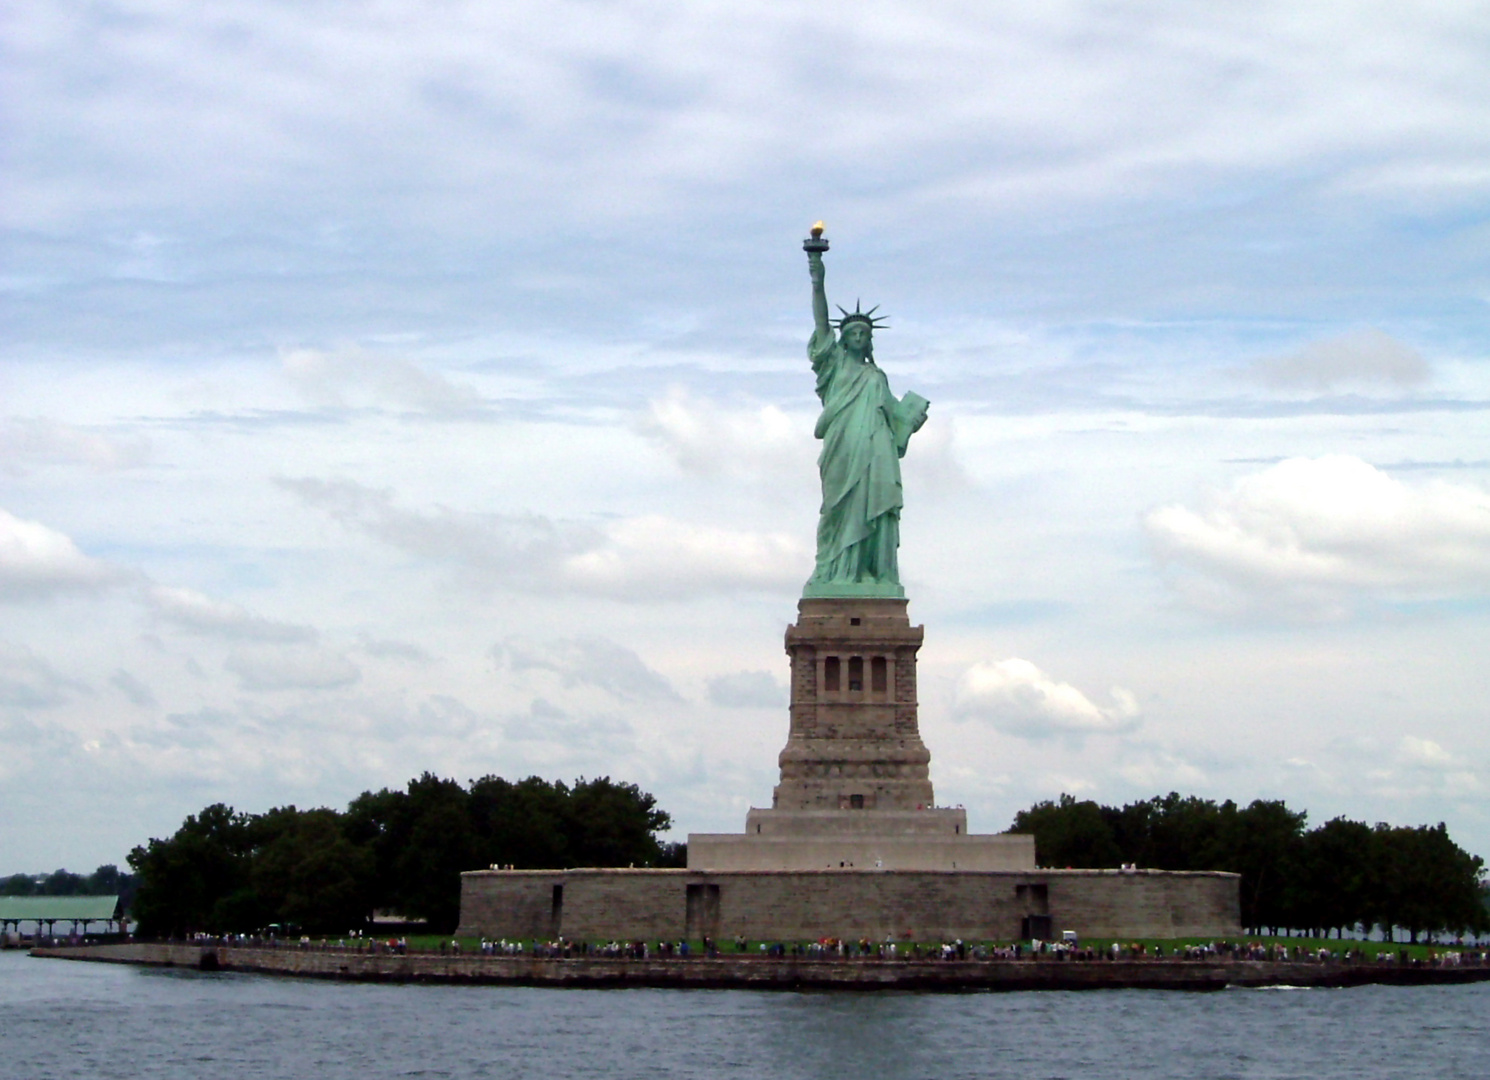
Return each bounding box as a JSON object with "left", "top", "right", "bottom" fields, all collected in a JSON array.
[{"left": 29, "top": 942, "right": 1490, "bottom": 992}]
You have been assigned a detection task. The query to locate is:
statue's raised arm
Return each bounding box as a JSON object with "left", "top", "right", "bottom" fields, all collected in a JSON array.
[
  {"left": 799, "top": 224, "right": 929, "bottom": 600},
  {"left": 806, "top": 221, "right": 831, "bottom": 338}
]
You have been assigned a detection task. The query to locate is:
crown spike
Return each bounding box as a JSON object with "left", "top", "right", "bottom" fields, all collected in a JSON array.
[{"left": 830, "top": 300, "right": 892, "bottom": 332}]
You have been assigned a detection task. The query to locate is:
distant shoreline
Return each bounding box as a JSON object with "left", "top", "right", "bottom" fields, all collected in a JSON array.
[{"left": 30, "top": 942, "right": 1490, "bottom": 992}]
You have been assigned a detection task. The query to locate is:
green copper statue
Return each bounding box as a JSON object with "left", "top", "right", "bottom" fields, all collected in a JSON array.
[{"left": 802, "top": 224, "right": 929, "bottom": 598}]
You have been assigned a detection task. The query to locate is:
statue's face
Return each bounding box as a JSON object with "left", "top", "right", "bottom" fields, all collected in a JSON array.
[{"left": 842, "top": 323, "right": 873, "bottom": 356}]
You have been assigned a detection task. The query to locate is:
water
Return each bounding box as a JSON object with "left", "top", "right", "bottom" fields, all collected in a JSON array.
[{"left": 3, "top": 949, "right": 1487, "bottom": 1079}]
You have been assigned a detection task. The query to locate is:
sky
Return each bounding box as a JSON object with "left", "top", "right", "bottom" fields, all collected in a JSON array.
[{"left": 4, "top": 1, "right": 1490, "bottom": 874}]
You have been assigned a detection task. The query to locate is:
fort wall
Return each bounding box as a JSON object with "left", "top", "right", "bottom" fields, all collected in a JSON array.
[{"left": 457, "top": 866, "right": 1240, "bottom": 942}]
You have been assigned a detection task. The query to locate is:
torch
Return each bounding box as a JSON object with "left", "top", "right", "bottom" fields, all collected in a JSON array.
[{"left": 803, "top": 220, "right": 828, "bottom": 255}]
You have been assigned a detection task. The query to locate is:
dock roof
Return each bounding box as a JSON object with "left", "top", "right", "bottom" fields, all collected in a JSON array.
[{"left": 0, "top": 896, "right": 120, "bottom": 921}]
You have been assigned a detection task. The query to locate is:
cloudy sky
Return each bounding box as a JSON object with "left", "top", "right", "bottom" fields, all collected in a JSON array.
[{"left": 4, "top": 1, "right": 1489, "bottom": 873}]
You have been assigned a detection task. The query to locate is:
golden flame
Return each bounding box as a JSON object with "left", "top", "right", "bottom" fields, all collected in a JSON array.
[{"left": 810, "top": 221, "right": 825, "bottom": 239}]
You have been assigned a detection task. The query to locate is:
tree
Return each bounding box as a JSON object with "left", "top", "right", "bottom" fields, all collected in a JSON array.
[
  {"left": 251, "top": 807, "right": 374, "bottom": 934},
  {"left": 42, "top": 869, "right": 86, "bottom": 896},
  {"left": 1416, "top": 824, "right": 1489, "bottom": 937},
  {"left": 0, "top": 865, "right": 136, "bottom": 906},
  {"left": 563, "top": 777, "right": 672, "bottom": 868},
  {"left": 1369, "top": 823, "right": 1488, "bottom": 942},
  {"left": 466, "top": 775, "right": 573, "bottom": 869},
  {"left": 389, "top": 773, "right": 477, "bottom": 932},
  {"left": 0, "top": 873, "right": 36, "bottom": 896},
  {"left": 1105, "top": 793, "right": 1232, "bottom": 872},
  {"left": 1009, "top": 794, "right": 1123, "bottom": 868},
  {"left": 1293, "top": 817, "right": 1372, "bottom": 937},
  {"left": 128, "top": 804, "right": 256, "bottom": 937},
  {"left": 127, "top": 771, "right": 679, "bottom": 937},
  {"left": 84, "top": 864, "right": 123, "bottom": 895},
  {"left": 1211, "top": 799, "right": 1307, "bottom": 934},
  {"left": 342, "top": 785, "right": 410, "bottom": 916},
  {"left": 465, "top": 774, "right": 676, "bottom": 871},
  {"left": 88, "top": 864, "right": 139, "bottom": 912}
]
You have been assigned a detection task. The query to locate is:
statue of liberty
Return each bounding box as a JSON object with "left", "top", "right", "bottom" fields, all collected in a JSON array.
[{"left": 802, "top": 224, "right": 929, "bottom": 598}]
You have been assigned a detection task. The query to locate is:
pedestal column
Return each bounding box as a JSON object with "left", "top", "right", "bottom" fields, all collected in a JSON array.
[{"left": 773, "top": 597, "right": 934, "bottom": 812}]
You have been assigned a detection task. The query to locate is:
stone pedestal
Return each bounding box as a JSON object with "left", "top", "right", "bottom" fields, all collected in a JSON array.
[
  {"left": 775, "top": 597, "right": 932, "bottom": 812},
  {"left": 688, "top": 596, "right": 1036, "bottom": 872}
]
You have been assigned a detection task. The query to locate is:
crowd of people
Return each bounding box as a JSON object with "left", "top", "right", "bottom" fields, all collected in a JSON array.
[
  {"left": 448, "top": 936, "right": 1490, "bottom": 966},
  {"left": 104, "top": 930, "right": 1490, "bottom": 968},
  {"left": 459, "top": 935, "right": 1490, "bottom": 966}
]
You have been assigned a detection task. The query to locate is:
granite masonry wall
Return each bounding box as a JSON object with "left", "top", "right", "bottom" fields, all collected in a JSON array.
[{"left": 456, "top": 867, "right": 1240, "bottom": 942}]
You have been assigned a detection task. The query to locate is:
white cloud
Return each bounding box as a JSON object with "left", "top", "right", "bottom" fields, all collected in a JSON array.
[
  {"left": 8, "top": 1, "right": 1490, "bottom": 872},
  {"left": 562, "top": 514, "right": 805, "bottom": 599},
  {"left": 500, "top": 697, "right": 635, "bottom": 750},
  {"left": 355, "top": 637, "right": 434, "bottom": 663},
  {"left": 952, "top": 658, "right": 1140, "bottom": 739},
  {"left": 0, "top": 508, "right": 125, "bottom": 601},
  {"left": 0, "top": 642, "right": 88, "bottom": 709},
  {"left": 495, "top": 636, "right": 680, "bottom": 703},
  {"left": 109, "top": 669, "right": 158, "bottom": 709},
  {"left": 1388, "top": 737, "right": 1481, "bottom": 797},
  {"left": 1241, "top": 330, "right": 1430, "bottom": 392},
  {"left": 275, "top": 476, "right": 575, "bottom": 577},
  {"left": 638, "top": 387, "right": 811, "bottom": 481},
  {"left": 0, "top": 418, "right": 150, "bottom": 473},
  {"left": 278, "top": 477, "right": 807, "bottom": 599},
  {"left": 281, "top": 346, "right": 484, "bottom": 416},
  {"left": 146, "top": 585, "right": 316, "bottom": 642},
  {"left": 1146, "top": 456, "right": 1490, "bottom": 616},
  {"left": 1336, "top": 736, "right": 1486, "bottom": 801},
  {"left": 706, "top": 670, "right": 787, "bottom": 709},
  {"left": 223, "top": 644, "right": 361, "bottom": 692},
  {"left": 415, "top": 694, "right": 483, "bottom": 738},
  {"left": 1114, "top": 746, "right": 1209, "bottom": 792},
  {"left": 899, "top": 413, "right": 973, "bottom": 498},
  {"left": 1399, "top": 735, "right": 1453, "bottom": 768},
  {"left": 12, "top": 2, "right": 1489, "bottom": 242}
]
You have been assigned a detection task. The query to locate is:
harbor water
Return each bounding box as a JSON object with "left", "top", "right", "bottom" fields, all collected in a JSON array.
[{"left": 3, "top": 949, "right": 1486, "bottom": 1079}]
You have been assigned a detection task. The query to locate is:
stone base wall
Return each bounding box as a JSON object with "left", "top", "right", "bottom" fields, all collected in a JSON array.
[
  {"left": 457, "top": 867, "right": 1240, "bottom": 942},
  {"left": 743, "top": 807, "right": 972, "bottom": 837},
  {"left": 688, "top": 833, "right": 1036, "bottom": 871}
]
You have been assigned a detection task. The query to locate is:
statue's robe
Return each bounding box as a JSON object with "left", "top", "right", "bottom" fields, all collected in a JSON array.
[{"left": 807, "top": 327, "right": 928, "bottom": 588}]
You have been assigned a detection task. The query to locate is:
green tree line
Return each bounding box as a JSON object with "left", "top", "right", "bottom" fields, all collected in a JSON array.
[
  {"left": 1009, "top": 792, "right": 1489, "bottom": 941},
  {"left": 126, "top": 773, "right": 681, "bottom": 937}
]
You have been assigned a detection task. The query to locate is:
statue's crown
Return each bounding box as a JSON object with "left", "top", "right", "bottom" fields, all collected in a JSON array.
[{"left": 832, "top": 300, "right": 889, "bottom": 332}]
